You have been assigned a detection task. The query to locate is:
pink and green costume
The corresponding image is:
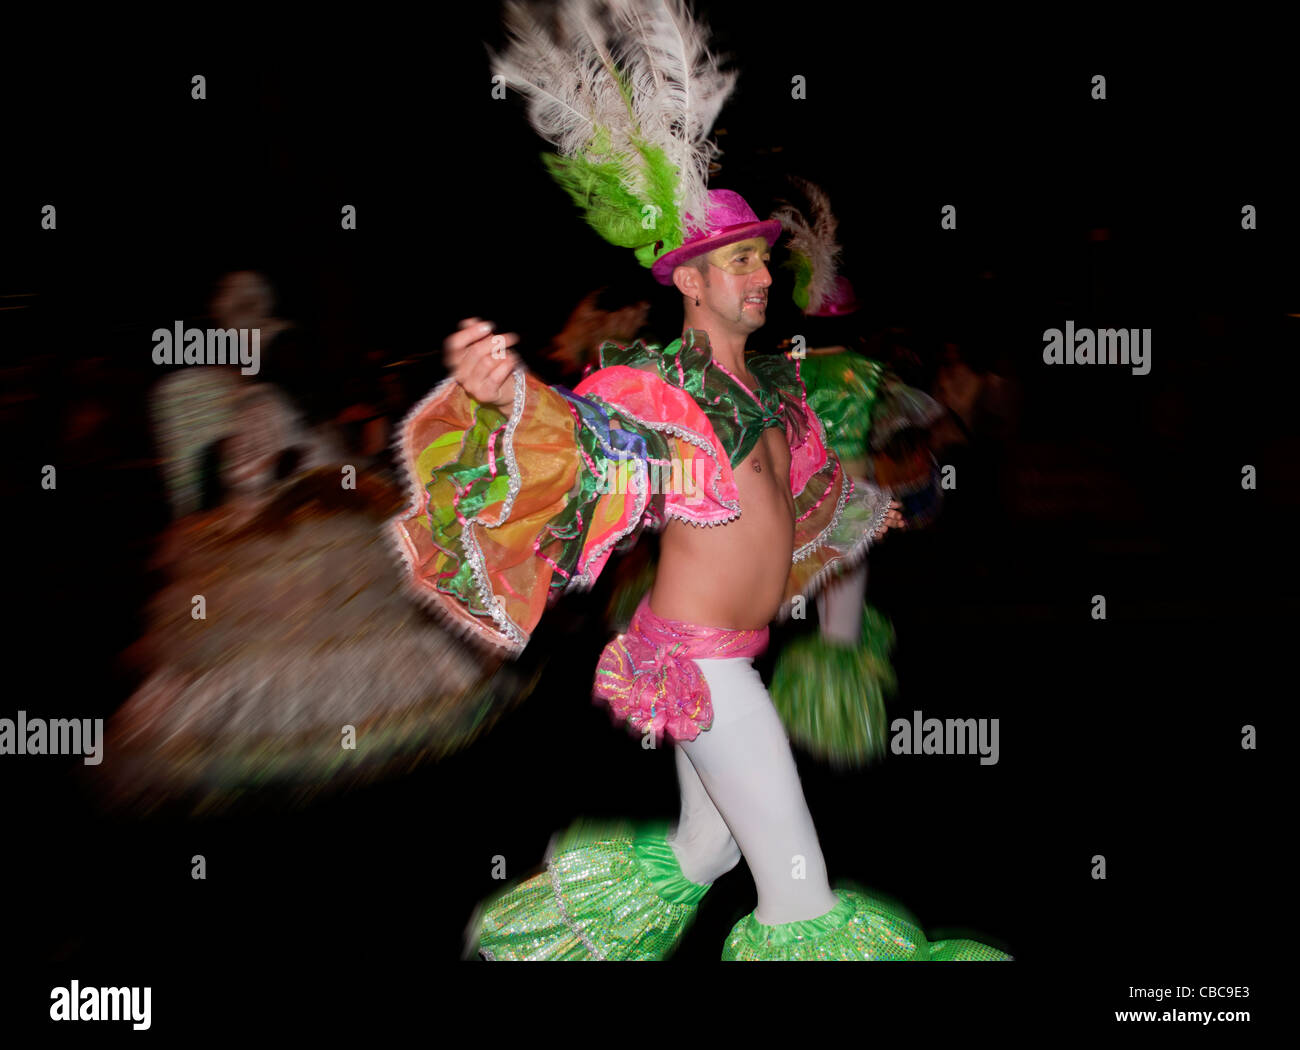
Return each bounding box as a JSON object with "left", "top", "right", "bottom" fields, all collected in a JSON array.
[
  {"left": 388, "top": 327, "right": 891, "bottom": 656},
  {"left": 390, "top": 327, "right": 1010, "bottom": 962}
]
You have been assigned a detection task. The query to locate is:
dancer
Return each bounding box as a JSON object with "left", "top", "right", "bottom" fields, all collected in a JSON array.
[{"left": 391, "top": 0, "right": 1009, "bottom": 960}]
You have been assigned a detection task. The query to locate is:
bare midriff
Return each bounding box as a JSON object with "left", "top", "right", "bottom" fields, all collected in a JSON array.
[{"left": 650, "top": 427, "right": 795, "bottom": 631}]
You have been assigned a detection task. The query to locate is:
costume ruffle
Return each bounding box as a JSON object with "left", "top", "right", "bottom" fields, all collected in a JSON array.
[
  {"left": 594, "top": 595, "right": 768, "bottom": 743},
  {"left": 571, "top": 362, "right": 741, "bottom": 526},
  {"left": 391, "top": 369, "right": 684, "bottom": 652},
  {"left": 769, "top": 604, "right": 896, "bottom": 767},
  {"left": 470, "top": 818, "right": 711, "bottom": 961},
  {"left": 722, "top": 882, "right": 1012, "bottom": 961}
]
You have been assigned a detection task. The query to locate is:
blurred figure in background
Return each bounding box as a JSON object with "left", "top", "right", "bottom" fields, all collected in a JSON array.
[
  {"left": 148, "top": 269, "right": 345, "bottom": 522},
  {"left": 101, "top": 272, "right": 537, "bottom": 816},
  {"left": 542, "top": 288, "right": 652, "bottom": 380}
]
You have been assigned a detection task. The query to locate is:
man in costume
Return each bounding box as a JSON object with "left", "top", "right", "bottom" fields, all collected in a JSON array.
[{"left": 390, "top": 0, "right": 1009, "bottom": 960}]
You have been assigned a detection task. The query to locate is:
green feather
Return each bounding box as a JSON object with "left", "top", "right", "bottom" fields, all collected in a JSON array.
[
  {"left": 784, "top": 250, "right": 813, "bottom": 311},
  {"left": 541, "top": 129, "right": 683, "bottom": 269}
]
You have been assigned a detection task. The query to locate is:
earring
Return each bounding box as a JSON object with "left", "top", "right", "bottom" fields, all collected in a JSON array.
[{"left": 695, "top": 297, "right": 700, "bottom": 306}]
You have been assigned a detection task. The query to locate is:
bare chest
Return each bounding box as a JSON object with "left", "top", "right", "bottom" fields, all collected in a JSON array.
[{"left": 732, "top": 427, "right": 795, "bottom": 519}]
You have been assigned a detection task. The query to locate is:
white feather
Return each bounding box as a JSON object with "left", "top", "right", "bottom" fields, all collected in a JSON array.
[
  {"left": 491, "top": 0, "right": 735, "bottom": 234},
  {"left": 609, "top": 0, "right": 736, "bottom": 226},
  {"left": 772, "top": 177, "right": 842, "bottom": 313},
  {"left": 491, "top": 1, "right": 601, "bottom": 160}
]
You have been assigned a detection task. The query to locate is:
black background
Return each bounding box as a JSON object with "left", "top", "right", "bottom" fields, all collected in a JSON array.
[{"left": 0, "top": 5, "right": 1289, "bottom": 1038}]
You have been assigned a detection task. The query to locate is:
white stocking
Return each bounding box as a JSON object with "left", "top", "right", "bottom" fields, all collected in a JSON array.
[{"left": 667, "top": 657, "right": 841, "bottom": 925}]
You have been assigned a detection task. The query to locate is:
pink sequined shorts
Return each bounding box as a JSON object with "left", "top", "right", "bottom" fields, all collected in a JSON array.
[{"left": 592, "top": 596, "right": 769, "bottom": 743}]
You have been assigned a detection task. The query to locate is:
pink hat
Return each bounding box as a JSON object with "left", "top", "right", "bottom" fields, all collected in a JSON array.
[
  {"left": 651, "top": 189, "right": 783, "bottom": 286},
  {"left": 806, "top": 275, "right": 860, "bottom": 317}
]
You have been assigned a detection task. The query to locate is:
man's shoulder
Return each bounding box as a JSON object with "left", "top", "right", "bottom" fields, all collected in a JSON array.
[
  {"left": 577, "top": 334, "right": 688, "bottom": 400},
  {"left": 571, "top": 352, "right": 719, "bottom": 433},
  {"left": 746, "top": 349, "right": 801, "bottom": 392},
  {"left": 573, "top": 356, "right": 685, "bottom": 408}
]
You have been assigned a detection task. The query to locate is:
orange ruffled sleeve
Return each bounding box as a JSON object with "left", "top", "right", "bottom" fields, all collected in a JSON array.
[
  {"left": 389, "top": 367, "right": 734, "bottom": 654},
  {"left": 389, "top": 371, "right": 593, "bottom": 652}
]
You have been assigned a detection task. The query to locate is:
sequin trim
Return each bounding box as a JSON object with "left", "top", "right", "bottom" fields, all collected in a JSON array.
[
  {"left": 544, "top": 844, "right": 607, "bottom": 960},
  {"left": 488, "top": 368, "right": 527, "bottom": 526},
  {"left": 386, "top": 373, "right": 531, "bottom": 654},
  {"left": 780, "top": 475, "right": 892, "bottom": 622}
]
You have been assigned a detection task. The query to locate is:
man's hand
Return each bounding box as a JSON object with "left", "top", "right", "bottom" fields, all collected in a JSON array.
[
  {"left": 444, "top": 317, "right": 524, "bottom": 414},
  {"left": 872, "top": 499, "right": 905, "bottom": 541}
]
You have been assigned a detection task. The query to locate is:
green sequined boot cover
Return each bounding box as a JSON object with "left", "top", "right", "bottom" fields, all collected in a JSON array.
[
  {"left": 769, "top": 604, "right": 896, "bottom": 768},
  {"left": 722, "top": 883, "right": 1012, "bottom": 961},
  {"left": 470, "top": 818, "right": 712, "bottom": 960}
]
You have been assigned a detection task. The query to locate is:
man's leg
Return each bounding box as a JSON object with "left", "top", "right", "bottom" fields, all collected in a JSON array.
[
  {"left": 677, "top": 658, "right": 841, "bottom": 926},
  {"left": 666, "top": 744, "right": 742, "bottom": 885}
]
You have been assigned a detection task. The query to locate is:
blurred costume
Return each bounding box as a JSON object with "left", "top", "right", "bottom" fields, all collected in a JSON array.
[
  {"left": 393, "top": 0, "right": 1008, "bottom": 961},
  {"left": 767, "top": 180, "right": 947, "bottom": 767},
  {"left": 101, "top": 369, "right": 534, "bottom": 816}
]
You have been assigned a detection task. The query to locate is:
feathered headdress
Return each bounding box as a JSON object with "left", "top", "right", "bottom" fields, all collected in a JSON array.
[
  {"left": 491, "top": 0, "right": 736, "bottom": 269},
  {"left": 770, "top": 176, "right": 846, "bottom": 315}
]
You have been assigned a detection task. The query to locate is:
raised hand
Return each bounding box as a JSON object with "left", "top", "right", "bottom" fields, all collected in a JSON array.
[{"left": 444, "top": 318, "right": 524, "bottom": 413}]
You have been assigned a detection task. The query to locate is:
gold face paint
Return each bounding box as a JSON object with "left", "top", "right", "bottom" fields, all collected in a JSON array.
[{"left": 705, "top": 239, "right": 772, "bottom": 276}]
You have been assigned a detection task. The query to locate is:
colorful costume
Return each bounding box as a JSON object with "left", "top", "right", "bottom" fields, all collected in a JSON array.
[
  {"left": 389, "top": 325, "right": 889, "bottom": 655},
  {"left": 391, "top": 319, "right": 1007, "bottom": 960},
  {"left": 393, "top": 0, "right": 1009, "bottom": 961}
]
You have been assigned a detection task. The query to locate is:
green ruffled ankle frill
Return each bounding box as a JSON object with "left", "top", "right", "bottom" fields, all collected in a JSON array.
[
  {"left": 471, "top": 818, "right": 711, "bottom": 960},
  {"left": 769, "top": 604, "right": 897, "bottom": 768},
  {"left": 721, "top": 883, "right": 1012, "bottom": 961}
]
